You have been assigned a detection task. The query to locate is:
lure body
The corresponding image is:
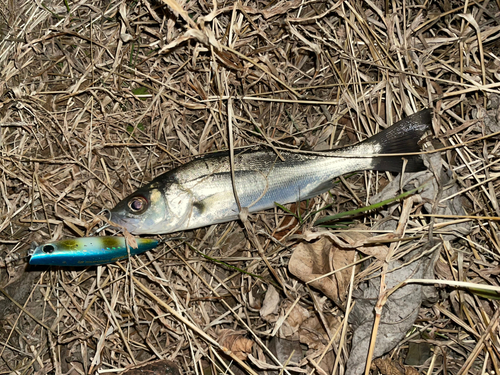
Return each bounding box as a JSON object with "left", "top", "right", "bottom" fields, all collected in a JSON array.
[
  {"left": 29, "top": 236, "right": 159, "bottom": 266},
  {"left": 109, "top": 110, "right": 432, "bottom": 235}
]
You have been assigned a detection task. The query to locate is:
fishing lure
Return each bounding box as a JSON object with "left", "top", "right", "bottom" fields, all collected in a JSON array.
[{"left": 29, "top": 236, "right": 159, "bottom": 266}]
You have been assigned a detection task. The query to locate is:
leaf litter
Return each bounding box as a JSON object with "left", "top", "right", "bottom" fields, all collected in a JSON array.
[{"left": 1, "top": 0, "right": 500, "bottom": 374}]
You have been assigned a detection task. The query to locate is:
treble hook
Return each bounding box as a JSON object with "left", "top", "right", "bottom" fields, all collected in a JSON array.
[{"left": 94, "top": 208, "right": 111, "bottom": 234}]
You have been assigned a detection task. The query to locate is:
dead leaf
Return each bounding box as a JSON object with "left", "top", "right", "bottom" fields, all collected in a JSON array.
[
  {"left": 121, "top": 359, "right": 180, "bottom": 375},
  {"left": 284, "top": 300, "right": 310, "bottom": 332},
  {"left": 260, "top": 285, "right": 280, "bottom": 318},
  {"left": 269, "top": 337, "right": 303, "bottom": 369},
  {"left": 289, "top": 237, "right": 355, "bottom": 306},
  {"left": 249, "top": 282, "right": 266, "bottom": 310},
  {"left": 346, "top": 251, "right": 436, "bottom": 375},
  {"left": 301, "top": 226, "right": 389, "bottom": 260},
  {"left": 336, "top": 227, "right": 389, "bottom": 260},
  {"left": 274, "top": 201, "right": 313, "bottom": 240},
  {"left": 371, "top": 358, "right": 404, "bottom": 375},
  {"left": 278, "top": 300, "right": 310, "bottom": 338},
  {"left": 405, "top": 368, "right": 420, "bottom": 375},
  {"left": 299, "top": 313, "right": 339, "bottom": 375},
  {"left": 298, "top": 314, "right": 341, "bottom": 350},
  {"left": 123, "top": 230, "right": 138, "bottom": 249},
  {"left": 218, "top": 329, "right": 254, "bottom": 360},
  {"left": 370, "top": 358, "right": 420, "bottom": 375}
]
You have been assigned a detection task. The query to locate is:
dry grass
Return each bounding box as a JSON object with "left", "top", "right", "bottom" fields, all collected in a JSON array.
[{"left": 0, "top": 0, "right": 499, "bottom": 374}]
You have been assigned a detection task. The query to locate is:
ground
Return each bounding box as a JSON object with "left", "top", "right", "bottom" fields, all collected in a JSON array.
[{"left": 0, "top": 0, "right": 499, "bottom": 374}]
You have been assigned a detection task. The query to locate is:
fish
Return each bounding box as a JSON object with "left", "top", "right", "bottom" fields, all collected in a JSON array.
[
  {"left": 29, "top": 236, "right": 159, "bottom": 266},
  {"left": 109, "top": 109, "right": 432, "bottom": 235}
]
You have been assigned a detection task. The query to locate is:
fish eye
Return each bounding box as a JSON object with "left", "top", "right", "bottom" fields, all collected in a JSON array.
[
  {"left": 128, "top": 196, "right": 148, "bottom": 214},
  {"left": 42, "top": 245, "right": 55, "bottom": 254}
]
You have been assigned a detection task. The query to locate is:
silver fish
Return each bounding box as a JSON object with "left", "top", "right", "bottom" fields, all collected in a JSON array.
[{"left": 110, "top": 109, "right": 432, "bottom": 234}]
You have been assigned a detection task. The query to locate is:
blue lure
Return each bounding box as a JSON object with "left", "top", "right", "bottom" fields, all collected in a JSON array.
[{"left": 29, "top": 236, "right": 159, "bottom": 266}]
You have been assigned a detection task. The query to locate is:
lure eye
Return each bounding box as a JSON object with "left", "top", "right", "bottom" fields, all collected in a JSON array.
[
  {"left": 42, "top": 244, "right": 55, "bottom": 254},
  {"left": 128, "top": 196, "right": 148, "bottom": 214}
]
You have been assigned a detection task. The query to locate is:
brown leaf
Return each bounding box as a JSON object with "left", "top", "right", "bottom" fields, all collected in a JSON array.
[
  {"left": 284, "top": 300, "right": 310, "bottom": 331},
  {"left": 274, "top": 201, "right": 313, "bottom": 240},
  {"left": 122, "top": 359, "right": 180, "bottom": 375},
  {"left": 372, "top": 358, "right": 404, "bottom": 375},
  {"left": 289, "top": 237, "right": 355, "bottom": 306},
  {"left": 302, "top": 226, "right": 389, "bottom": 260},
  {"left": 260, "top": 285, "right": 280, "bottom": 318},
  {"left": 278, "top": 300, "right": 311, "bottom": 338},
  {"left": 123, "top": 230, "right": 138, "bottom": 249},
  {"left": 405, "top": 368, "right": 420, "bottom": 375},
  {"left": 299, "top": 314, "right": 341, "bottom": 351},
  {"left": 218, "top": 329, "right": 254, "bottom": 360},
  {"left": 372, "top": 358, "right": 418, "bottom": 375},
  {"left": 336, "top": 229, "right": 389, "bottom": 260}
]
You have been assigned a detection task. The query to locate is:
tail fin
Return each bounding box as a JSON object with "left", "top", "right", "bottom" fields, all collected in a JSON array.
[{"left": 362, "top": 109, "right": 432, "bottom": 173}]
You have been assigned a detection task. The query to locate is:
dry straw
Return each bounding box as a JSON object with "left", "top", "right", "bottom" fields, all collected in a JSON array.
[{"left": 0, "top": 0, "right": 499, "bottom": 374}]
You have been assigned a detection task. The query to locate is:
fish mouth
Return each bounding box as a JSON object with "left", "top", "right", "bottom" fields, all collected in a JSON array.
[
  {"left": 95, "top": 208, "right": 140, "bottom": 234},
  {"left": 107, "top": 211, "right": 141, "bottom": 234}
]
